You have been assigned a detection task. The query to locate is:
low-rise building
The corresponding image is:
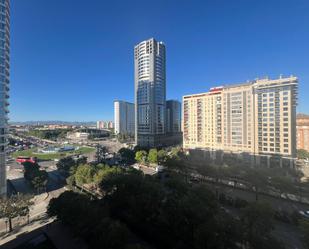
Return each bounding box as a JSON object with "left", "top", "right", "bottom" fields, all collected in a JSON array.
[
  {"left": 67, "top": 132, "right": 89, "bottom": 141},
  {"left": 297, "top": 114, "right": 309, "bottom": 151}
]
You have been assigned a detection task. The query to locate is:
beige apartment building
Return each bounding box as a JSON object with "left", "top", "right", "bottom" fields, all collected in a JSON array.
[{"left": 183, "top": 76, "right": 298, "bottom": 167}]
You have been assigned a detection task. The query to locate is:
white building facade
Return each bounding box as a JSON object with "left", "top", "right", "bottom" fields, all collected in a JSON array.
[
  {"left": 114, "top": 100, "right": 135, "bottom": 135},
  {"left": 134, "top": 38, "right": 166, "bottom": 147}
]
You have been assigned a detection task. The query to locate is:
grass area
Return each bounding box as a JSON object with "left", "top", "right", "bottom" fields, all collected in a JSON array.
[{"left": 12, "top": 146, "right": 95, "bottom": 161}]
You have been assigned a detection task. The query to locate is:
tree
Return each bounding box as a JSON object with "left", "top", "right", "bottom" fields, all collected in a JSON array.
[
  {"left": 135, "top": 150, "right": 147, "bottom": 164},
  {"left": 300, "top": 218, "right": 309, "bottom": 248},
  {"left": 298, "top": 149, "right": 309, "bottom": 159},
  {"left": 93, "top": 166, "right": 121, "bottom": 186},
  {"left": 148, "top": 149, "right": 158, "bottom": 164},
  {"left": 56, "top": 157, "right": 76, "bottom": 174},
  {"left": 118, "top": 148, "right": 135, "bottom": 165},
  {"left": 76, "top": 156, "right": 87, "bottom": 166},
  {"left": 157, "top": 149, "right": 168, "bottom": 165},
  {"left": 0, "top": 194, "right": 33, "bottom": 232},
  {"left": 31, "top": 170, "right": 48, "bottom": 193},
  {"left": 23, "top": 161, "right": 40, "bottom": 181},
  {"left": 23, "top": 161, "right": 49, "bottom": 191},
  {"left": 74, "top": 164, "right": 95, "bottom": 186},
  {"left": 95, "top": 145, "right": 108, "bottom": 163},
  {"left": 241, "top": 202, "right": 275, "bottom": 247},
  {"left": 244, "top": 168, "right": 268, "bottom": 201},
  {"left": 270, "top": 176, "right": 296, "bottom": 198}
]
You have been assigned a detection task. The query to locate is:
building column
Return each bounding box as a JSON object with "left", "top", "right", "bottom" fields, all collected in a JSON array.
[{"left": 267, "top": 156, "right": 270, "bottom": 168}]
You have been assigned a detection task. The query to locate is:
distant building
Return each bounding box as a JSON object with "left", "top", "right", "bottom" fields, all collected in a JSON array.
[
  {"left": 67, "top": 132, "right": 89, "bottom": 141},
  {"left": 96, "top": 121, "right": 104, "bottom": 129},
  {"left": 297, "top": 114, "right": 309, "bottom": 151},
  {"left": 134, "top": 38, "right": 166, "bottom": 147},
  {"left": 0, "top": 0, "right": 10, "bottom": 196},
  {"left": 114, "top": 100, "right": 135, "bottom": 135},
  {"left": 183, "top": 76, "right": 298, "bottom": 167},
  {"left": 96, "top": 120, "right": 113, "bottom": 129},
  {"left": 166, "top": 100, "right": 181, "bottom": 134},
  {"left": 108, "top": 121, "right": 114, "bottom": 129}
]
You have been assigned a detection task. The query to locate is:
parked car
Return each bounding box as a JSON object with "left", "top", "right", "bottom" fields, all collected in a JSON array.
[{"left": 299, "top": 210, "right": 309, "bottom": 219}]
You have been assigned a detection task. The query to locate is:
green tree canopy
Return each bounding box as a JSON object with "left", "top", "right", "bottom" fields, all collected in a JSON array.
[
  {"left": 135, "top": 150, "right": 148, "bottom": 164},
  {"left": 157, "top": 149, "right": 168, "bottom": 165},
  {"left": 118, "top": 147, "right": 135, "bottom": 165},
  {"left": 75, "top": 164, "right": 95, "bottom": 186},
  {"left": 0, "top": 194, "right": 33, "bottom": 232},
  {"left": 241, "top": 201, "right": 275, "bottom": 246},
  {"left": 148, "top": 149, "right": 158, "bottom": 164},
  {"left": 298, "top": 149, "right": 309, "bottom": 159}
]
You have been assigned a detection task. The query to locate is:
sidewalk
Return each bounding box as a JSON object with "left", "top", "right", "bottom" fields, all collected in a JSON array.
[
  {"left": 0, "top": 192, "right": 49, "bottom": 235},
  {"left": 0, "top": 220, "right": 88, "bottom": 249},
  {"left": 0, "top": 214, "right": 54, "bottom": 246}
]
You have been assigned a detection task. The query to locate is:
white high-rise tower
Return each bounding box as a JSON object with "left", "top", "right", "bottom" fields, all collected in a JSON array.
[{"left": 134, "top": 38, "right": 166, "bottom": 147}]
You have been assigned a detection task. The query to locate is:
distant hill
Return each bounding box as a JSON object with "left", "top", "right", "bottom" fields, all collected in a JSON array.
[{"left": 9, "top": 120, "right": 96, "bottom": 126}]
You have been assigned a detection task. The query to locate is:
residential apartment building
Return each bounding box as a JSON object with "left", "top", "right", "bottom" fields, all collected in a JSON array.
[
  {"left": 183, "top": 76, "right": 298, "bottom": 167},
  {"left": 96, "top": 120, "right": 114, "bottom": 130},
  {"left": 166, "top": 100, "right": 181, "bottom": 134},
  {"left": 134, "top": 38, "right": 166, "bottom": 147},
  {"left": 0, "top": 0, "right": 10, "bottom": 196},
  {"left": 297, "top": 114, "right": 309, "bottom": 151},
  {"left": 114, "top": 100, "right": 135, "bottom": 135}
]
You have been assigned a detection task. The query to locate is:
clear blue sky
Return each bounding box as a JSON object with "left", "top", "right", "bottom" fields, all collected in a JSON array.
[{"left": 10, "top": 0, "right": 309, "bottom": 121}]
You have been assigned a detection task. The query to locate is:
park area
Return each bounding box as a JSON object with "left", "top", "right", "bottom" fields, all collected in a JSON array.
[{"left": 12, "top": 146, "right": 95, "bottom": 161}]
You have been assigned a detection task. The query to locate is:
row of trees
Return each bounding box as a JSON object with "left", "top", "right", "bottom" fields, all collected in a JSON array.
[
  {"left": 135, "top": 148, "right": 168, "bottom": 165},
  {"left": 72, "top": 163, "right": 121, "bottom": 188},
  {"left": 0, "top": 194, "right": 33, "bottom": 232},
  {"left": 48, "top": 168, "right": 285, "bottom": 249},
  {"left": 117, "top": 146, "right": 308, "bottom": 202},
  {"left": 56, "top": 156, "right": 87, "bottom": 176},
  {"left": 27, "top": 129, "right": 72, "bottom": 141},
  {"left": 157, "top": 147, "right": 307, "bottom": 202}
]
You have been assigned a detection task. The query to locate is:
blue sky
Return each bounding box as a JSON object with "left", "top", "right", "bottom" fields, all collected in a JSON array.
[{"left": 10, "top": 0, "right": 309, "bottom": 121}]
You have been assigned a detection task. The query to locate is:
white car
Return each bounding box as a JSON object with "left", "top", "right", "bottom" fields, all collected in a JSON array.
[
  {"left": 133, "top": 164, "right": 140, "bottom": 170},
  {"left": 156, "top": 165, "right": 165, "bottom": 173},
  {"left": 299, "top": 210, "right": 309, "bottom": 219}
]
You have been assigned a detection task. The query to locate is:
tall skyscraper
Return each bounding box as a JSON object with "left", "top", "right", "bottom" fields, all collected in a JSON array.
[
  {"left": 183, "top": 76, "right": 298, "bottom": 167},
  {"left": 134, "top": 38, "right": 166, "bottom": 147},
  {"left": 114, "top": 100, "right": 135, "bottom": 135},
  {"left": 0, "top": 0, "right": 10, "bottom": 196},
  {"left": 166, "top": 100, "right": 181, "bottom": 134}
]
